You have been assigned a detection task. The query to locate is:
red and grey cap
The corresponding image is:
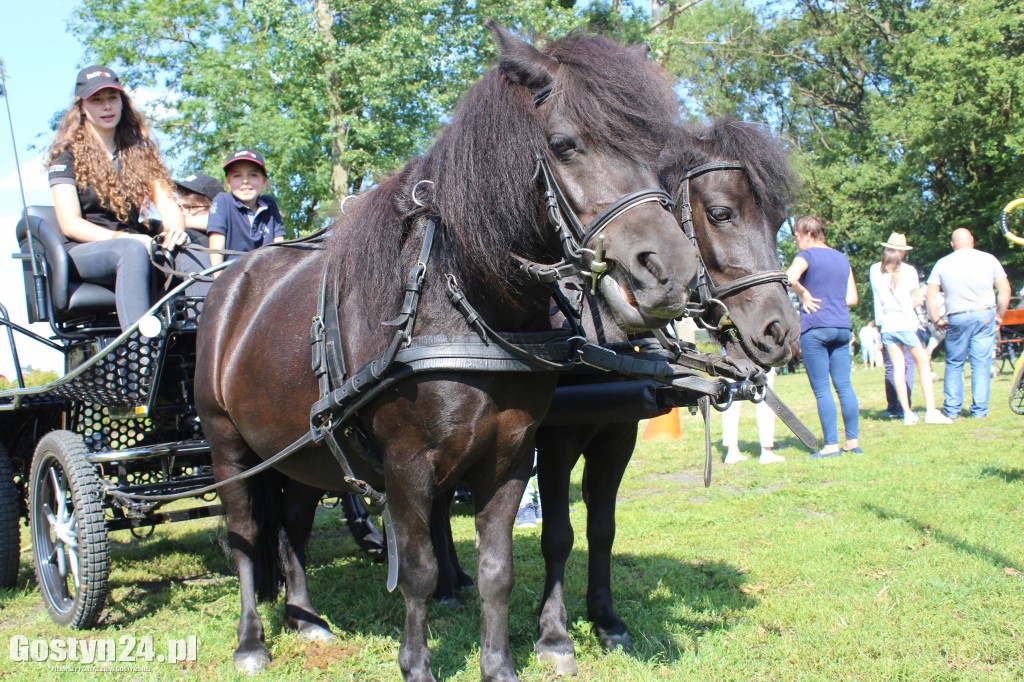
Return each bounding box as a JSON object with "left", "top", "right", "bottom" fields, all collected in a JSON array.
[
  {"left": 223, "top": 148, "right": 267, "bottom": 173},
  {"left": 75, "top": 65, "right": 124, "bottom": 99}
]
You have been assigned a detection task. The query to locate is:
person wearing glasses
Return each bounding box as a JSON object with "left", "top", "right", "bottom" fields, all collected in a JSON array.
[{"left": 174, "top": 173, "right": 224, "bottom": 244}]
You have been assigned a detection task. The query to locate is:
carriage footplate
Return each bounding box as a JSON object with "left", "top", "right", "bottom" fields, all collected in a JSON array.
[{"left": 52, "top": 328, "right": 164, "bottom": 413}]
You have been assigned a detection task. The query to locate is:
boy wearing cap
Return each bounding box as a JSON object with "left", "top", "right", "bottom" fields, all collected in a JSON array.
[{"left": 206, "top": 148, "right": 286, "bottom": 268}]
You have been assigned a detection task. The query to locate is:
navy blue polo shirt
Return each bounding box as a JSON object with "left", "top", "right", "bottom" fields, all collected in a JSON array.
[{"left": 206, "top": 192, "right": 286, "bottom": 260}]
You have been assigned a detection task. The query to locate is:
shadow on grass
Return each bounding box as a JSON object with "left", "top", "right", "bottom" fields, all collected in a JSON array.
[
  {"left": 980, "top": 466, "right": 1024, "bottom": 483},
  {"left": 300, "top": 533, "right": 755, "bottom": 679},
  {"left": 60, "top": 506, "right": 748, "bottom": 678},
  {"left": 863, "top": 503, "right": 1022, "bottom": 573}
]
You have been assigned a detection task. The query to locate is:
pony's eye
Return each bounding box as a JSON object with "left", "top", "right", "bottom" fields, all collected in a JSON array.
[
  {"left": 708, "top": 207, "right": 733, "bottom": 223},
  {"left": 549, "top": 136, "right": 578, "bottom": 160}
]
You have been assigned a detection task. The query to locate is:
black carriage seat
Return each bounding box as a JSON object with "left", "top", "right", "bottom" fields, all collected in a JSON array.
[{"left": 15, "top": 206, "right": 119, "bottom": 335}]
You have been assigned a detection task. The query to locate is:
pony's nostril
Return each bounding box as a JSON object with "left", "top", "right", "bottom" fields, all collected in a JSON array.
[
  {"left": 637, "top": 252, "right": 664, "bottom": 282},
  {"left": 764, "top": 320, "right": 787, "bottom": 344}
]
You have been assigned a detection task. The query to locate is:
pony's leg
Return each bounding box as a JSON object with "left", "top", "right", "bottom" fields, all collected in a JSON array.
[
  {"left": 390, "top": 477, "right": 441, "bottom": 682},
  {"left": 209, "top": 423, "right": 277, "bottom": 673},
  {"left": 583, "top": 424, "right": 638, "bottom": 652},
  {"left": 534, "top": 428, "right": 582, "bottom": 676},
  {"left": 473, "top": 457, "right": 531, "bottom": 682},
  {"left": 281, "top": 480, "right": 335, "bottom": 641},
  {"left": 431, "top": 490, "right": 474, "bottom": 610}
]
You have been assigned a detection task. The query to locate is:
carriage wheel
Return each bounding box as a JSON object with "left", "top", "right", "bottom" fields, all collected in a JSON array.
[
  {"left": 0, "top": 443, "right": 21, "bottom": 588},
  {"left": 340, "top": 494, "right": 386, "bottom": 562},
  {"left": 1010, "top": 359, "right": 1024, "bottom": 415},
  {"left": 29, "top": 431, "right": 110, "bottom": 628}
]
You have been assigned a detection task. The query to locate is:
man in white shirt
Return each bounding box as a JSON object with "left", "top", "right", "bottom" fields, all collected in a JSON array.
[{"left": 925, "top": 228, "right": 1011, "bottom": 418}]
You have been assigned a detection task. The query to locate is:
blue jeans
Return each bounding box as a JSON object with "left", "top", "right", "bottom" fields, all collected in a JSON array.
[
  {"left": 800, "top": 327, "right": 859, "bottom": 446},
  {"left": 942, "top": 310, "right": 997, "bottom": 417}
]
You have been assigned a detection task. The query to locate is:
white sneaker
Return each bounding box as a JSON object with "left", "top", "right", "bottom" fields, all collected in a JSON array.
[
  {"left": 759, "top": 451, "right": 786, "bottom": 464},
  {"left": 925, "top": 410, "right": 953, "bottom": 424},
  {"left": 903, "top": 412, "right": 919, "bottom": 425},
  {"left": 723, "top": 449, "right": 748, "bottom": 465}
]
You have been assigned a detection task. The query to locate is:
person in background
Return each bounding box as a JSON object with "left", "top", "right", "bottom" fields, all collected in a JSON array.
[
  {"left": 206, "top": 148, "right": 285, "bottom": 270},
  {"left": 925, "top": 228, "right": 1012, "bottom": 419},
  {"left": 858, "top": 321, "right": 881, "bottom": 370},
  {"left": 174, "top": 173, "right": 223, "bottom": 238},
  {"left": 722, "top": 368, "right": 785, "bottom": 464},
  {"left": 47, "top": 65, "right": 188, "bottom": 331},
  {"left": 883, "top": 346, "right": 915, "bottom": 420},
  {"left": 869, "top": 233, "right": 950, "bottom": 425},
  {"left": 785, "top": 215, "right": 861, "bottom": 458},
  {"left": 515, "top": 452, "right": 542, "bottom": 528}
]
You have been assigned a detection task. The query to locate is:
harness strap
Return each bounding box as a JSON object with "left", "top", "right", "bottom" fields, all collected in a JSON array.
[
  {"left": 699, "top": 397, "right": 713, "bottom": 488},
  {"left": 710, "top": 271, "right": 789, "bottom": 299}
]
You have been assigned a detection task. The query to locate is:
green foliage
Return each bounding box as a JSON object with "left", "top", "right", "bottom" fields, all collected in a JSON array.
[{"left": 0, "top": 367, "right": 59, "bottom": 390}]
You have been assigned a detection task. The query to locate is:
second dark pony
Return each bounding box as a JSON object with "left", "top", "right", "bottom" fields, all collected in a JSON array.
[
  {"left": 195, "top": 23, "right": 700, "bottom": 682},
  {"left": 532, "top": 119, "right": 801, "bottom": 675}
]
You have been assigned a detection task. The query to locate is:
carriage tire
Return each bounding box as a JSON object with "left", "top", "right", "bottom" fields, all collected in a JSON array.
[
  {"left": 29, "top": 431, "right": 110, "bottom": 628},
  {"left": 0, "top": 443, "right": 21, "bottom": 588},
  {"left": 340, "top": 494, "right": 386, "bottom": 562},
  {"left": 1010, "top": 360, "right": 1024, "bottom": 415}
]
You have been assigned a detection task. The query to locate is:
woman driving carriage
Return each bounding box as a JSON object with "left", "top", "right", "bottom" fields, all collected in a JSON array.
[{"left": 46, "top": 65, "right": 189, "bottom": 332}]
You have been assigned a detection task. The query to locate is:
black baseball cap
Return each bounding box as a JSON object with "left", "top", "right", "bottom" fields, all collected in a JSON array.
[
  {"left": 223, "top": 148, "right": 267, "bottom": 173},
  {"left": 75, "top": 65, "right": 124, "bottom": 99},
  {"left": 174, "top": 174, "right": 223, "bottom": 201}
]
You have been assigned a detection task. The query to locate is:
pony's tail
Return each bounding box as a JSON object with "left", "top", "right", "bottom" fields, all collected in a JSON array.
[{"left": 250, "top": 470, "right": 286, "bottom": 603}]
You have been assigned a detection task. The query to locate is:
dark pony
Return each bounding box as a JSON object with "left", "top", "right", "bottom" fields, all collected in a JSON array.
[
  {"left": 195, "top": 22, "right": 699, "bottom": 682},
  {"left": 531, "top": 119, "right": 801, "bottom": 675}
]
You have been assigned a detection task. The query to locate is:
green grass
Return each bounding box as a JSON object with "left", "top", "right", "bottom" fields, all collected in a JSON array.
[{"left": 2, "top": 364, "right": 1023, "bottom": 680}]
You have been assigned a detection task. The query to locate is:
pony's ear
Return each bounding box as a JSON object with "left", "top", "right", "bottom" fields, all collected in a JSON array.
[{"left": 485, "top": 19, "right": 558, "bottom": 91}]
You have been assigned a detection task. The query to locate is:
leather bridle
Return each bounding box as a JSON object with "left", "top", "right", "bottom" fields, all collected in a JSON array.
[
  {"left": 673, "top": 161, "right": 790, "bottom": 331},
  {"left": 517, "top": 82, "right": 677, "bottom": 294}
]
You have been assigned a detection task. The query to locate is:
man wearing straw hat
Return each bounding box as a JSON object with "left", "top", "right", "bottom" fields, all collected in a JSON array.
[{"left": 925, "top": 228, "right": 1011, "bottom": 419}]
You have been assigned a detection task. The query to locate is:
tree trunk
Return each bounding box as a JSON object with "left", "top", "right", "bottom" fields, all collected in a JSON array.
[{"left": 314, "top": 0, "right": 350, "bottom": 199}]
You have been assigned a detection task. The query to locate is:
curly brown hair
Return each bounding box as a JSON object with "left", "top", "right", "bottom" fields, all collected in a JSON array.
[{"left": 46, "top": 91, "right": 171, "bottom": 223}]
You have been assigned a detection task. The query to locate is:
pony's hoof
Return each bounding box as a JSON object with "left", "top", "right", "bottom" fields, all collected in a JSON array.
[
  {"left": 233, "top": 647, "right": 271, "bottom": 673},
  {"left": 599, "top": 630, "right": 632, "bottom": 652},
  {"left": 297, "top": 623, "right": 336, "bottom": 643},
  {"left": 536, "top": 650, "right": 578, "bottom": 676}
]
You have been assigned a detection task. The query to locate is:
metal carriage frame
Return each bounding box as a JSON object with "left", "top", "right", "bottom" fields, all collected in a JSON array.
[{"left": 0, "top": 207, "right": 221, "bottom": 628}]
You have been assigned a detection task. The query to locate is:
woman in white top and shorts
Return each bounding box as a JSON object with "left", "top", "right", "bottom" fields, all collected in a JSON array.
[{"left": 868, "top": 233, "right": 951, "bottom": 425}]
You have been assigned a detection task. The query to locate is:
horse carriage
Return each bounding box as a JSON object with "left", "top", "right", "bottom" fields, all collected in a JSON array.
[{"left": 0, "top": 205, "right": 222, "bottom": 628}]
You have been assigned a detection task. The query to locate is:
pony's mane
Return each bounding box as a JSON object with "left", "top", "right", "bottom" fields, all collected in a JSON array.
[
  {"left": 662, "top": 119, "right": 798, "bottom": 220},
  {"left": 330, "top": 32, "right": 680, "bottom": 323}
]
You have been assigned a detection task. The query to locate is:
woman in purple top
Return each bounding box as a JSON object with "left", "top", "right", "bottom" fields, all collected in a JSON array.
[{"left": 785, "top": 215, "right": 861, "bottom": 458}]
